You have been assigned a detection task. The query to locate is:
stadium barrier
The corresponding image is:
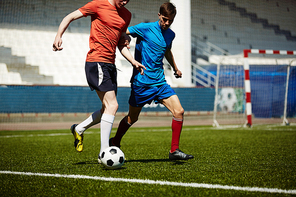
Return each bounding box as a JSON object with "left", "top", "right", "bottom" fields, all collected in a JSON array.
[{"left": 0, "top": 85, "right": 215, "bottom": 114}]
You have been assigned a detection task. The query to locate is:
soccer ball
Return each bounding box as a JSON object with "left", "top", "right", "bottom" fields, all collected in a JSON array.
[
  {"left": 217, "top": 88, "right": 238, "bottom": 112},
  {"left": 101, "top": 146, "right": 125, "bottom": 169}
]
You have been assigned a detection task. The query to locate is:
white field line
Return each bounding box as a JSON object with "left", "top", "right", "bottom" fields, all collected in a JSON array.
[
  {"left": 0, "top": 133, "right": 73, "bottom": 138},
  {"left": 0, "top": 171, "right": 295, "bottom": 194}
]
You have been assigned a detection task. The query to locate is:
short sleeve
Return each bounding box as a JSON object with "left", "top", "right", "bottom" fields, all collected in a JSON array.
[
  {"left": 78, "top": 1, "right": 97, "bottom": 16},
  {"left": 128, "top": 23, "right": 146, "bottom": 38}
]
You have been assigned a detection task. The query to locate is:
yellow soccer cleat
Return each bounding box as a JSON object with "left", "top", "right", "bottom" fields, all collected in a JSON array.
[{"left": 70, "top": 124, "right": 83, "bottom": 152}]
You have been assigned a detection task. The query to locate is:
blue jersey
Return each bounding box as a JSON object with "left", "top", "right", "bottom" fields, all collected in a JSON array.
[{"left": 128, "top": 21, "right": 175, "bottom": 86}]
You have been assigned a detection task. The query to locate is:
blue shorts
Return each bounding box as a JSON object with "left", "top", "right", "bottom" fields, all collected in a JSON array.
[
  {"left": 85, "top": 62, "right": 117, "bottom": 93},
  {"left": 129, "top": 84, "right": 176, "bottom": 107}
]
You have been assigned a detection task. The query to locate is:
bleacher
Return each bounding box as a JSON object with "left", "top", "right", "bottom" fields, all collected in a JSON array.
[
  {"left": 233, "top": 0, "right": 296, "bottom": 36},
  {"left": 0, "top": 27, "right": 137, "bottom": 86},
  {"left": 191, "top": 0, "right": 296, "bottom": 61},
  {"left": 0, "top": 63, "right": 22, "bottom": 84},
  {"left": 0, "top": 0, "right": 295, "bottom": 85}
]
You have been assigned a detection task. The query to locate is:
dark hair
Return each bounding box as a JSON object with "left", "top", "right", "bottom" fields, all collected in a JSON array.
[{"left": 159, "top": 2, "right": 176, "bottom": 17}]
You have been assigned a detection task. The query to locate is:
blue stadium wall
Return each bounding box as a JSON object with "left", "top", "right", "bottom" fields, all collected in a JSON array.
[{"left": 0, "top": 86, "right": 215, "bottom": 114}]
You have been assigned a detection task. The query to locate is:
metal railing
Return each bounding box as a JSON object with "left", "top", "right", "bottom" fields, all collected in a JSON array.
[{"left": 191, "top": 62, "right": 216, "bottom": 87}]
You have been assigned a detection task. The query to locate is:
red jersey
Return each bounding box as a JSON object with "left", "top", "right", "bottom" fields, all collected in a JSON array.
[{"left": 79, "top": 0, "right": 131, "bottom": 63}]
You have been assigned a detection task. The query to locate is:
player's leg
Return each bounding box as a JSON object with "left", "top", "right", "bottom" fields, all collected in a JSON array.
[
  {"left": 161, "top": 94, "right": 184, "bottom": 119},
  {"left": 161, "top": 95, "right": 184, "bottom": 151},
  {"left": 75, "top": 109, "right": 103, "bottom": 135},
  {"left": 127, "top": 104, "right": 143, "bottom": 125},
  {"left": 161, "top": 95, "right": 193, "bottom": 160},
  {"left": 96, "top": 90, "right": 118, "bottom": 157},
  {"left": 111, "top": 105, "right": 142, "bottom": 147},
  {"left": 71, "top": 62, "right": 117, "bottom": 153},
  {"left": 71, "top": 109, "right": 103, "bottom": 152}
]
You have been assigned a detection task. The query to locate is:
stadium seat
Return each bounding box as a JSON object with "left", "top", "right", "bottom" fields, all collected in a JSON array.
[
  {"left": 0, "top": 0, "right": 295, "bottom": 86},
  {"left": 0, "top": 63, "right": 23, "bottom": 84}
]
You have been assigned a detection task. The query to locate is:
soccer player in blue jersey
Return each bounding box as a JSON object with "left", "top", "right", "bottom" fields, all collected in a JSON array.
[{"left": 111, "top": 2, "right": 194, "bottom": 160}]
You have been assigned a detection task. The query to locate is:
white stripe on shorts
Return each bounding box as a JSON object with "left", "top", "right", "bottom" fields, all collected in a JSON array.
[{"left": 97, "top": 63, "right": 103, "bottom": 86}]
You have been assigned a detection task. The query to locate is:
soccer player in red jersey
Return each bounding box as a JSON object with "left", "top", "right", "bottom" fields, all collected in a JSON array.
[{"left": 53, "top": 0, "right": 145, "bottom": 161}]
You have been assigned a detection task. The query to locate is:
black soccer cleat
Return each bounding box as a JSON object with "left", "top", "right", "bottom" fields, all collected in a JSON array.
[
  {"left": 109, "top": 137, "right": 121, "bottom": 148},
  {"left": 169, "top": 149, "right": 194, "bottom": 160}
]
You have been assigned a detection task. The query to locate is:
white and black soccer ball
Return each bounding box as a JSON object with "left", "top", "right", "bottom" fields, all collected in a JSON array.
[{"left": 101, "top": 146, "right": 125, "bottom": 169}]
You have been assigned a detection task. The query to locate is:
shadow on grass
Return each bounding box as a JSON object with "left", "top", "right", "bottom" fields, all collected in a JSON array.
[
  {"left": 126, "top": 158, "right": 186, "bottom": 165},
  {"left": 73, "top": 161, "right": 98, "bottom": 165},
  {"left": 73, "top": 159, "right": 186, "bottom": 165}
]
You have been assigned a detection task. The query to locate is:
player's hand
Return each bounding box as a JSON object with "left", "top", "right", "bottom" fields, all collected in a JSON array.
[
  {"left": 53, "top": 37, "right": 63, "bottom": 51},
  {"left": 132, "top": 60, "right": 146, "bottom": 75},
  {"left": 174, "top": 70, "right": 182, "bottom": 78}
]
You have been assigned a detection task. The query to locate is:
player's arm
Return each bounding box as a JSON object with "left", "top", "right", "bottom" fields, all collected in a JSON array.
[
  {"left": 165, "top": 48, "right": 182, "bottom": 78},
  {"left": 126, "top": 29, "right": 131, "bottom": 35},
  {"left": 118, "top": 33, "right": 146, "bottom": 75},
  {"left": 117, "top": 28, "right": 133, "bottom": 48},
  {"left": 53, "top": 10, "right": 84, "bottom": 51},
  {"left": 118, "top": 32, "right": 131, "bottom": 49},
  {"left": 118, "top": 45, "right": 146, "bottom": 75}
]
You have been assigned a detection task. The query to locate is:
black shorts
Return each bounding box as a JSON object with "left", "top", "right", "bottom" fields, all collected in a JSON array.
[{"left": 85, "top": 62, "right": 117, "bottom": 93}]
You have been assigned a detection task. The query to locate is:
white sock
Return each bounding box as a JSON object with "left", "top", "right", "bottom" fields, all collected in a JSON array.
[
  {"left": 99, "top": 113, "right": 115, "bottom": 156},
  {"left": 75, "top": 109, "right": 102, "bottom": 135}
]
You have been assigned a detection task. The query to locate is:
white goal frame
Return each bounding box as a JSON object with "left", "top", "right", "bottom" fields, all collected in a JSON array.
[{"left": 243, "top": 49, "right": 296, "bottom": 127}]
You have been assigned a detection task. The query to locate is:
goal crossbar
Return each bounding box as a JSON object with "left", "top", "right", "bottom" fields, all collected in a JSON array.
[{"left": 243, "top": 49, "right": 296, "bottom": 127}]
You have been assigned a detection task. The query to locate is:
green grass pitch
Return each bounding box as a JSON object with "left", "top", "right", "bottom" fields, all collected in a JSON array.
[{"left": 0, "top": 125, "right": 295, "bottom": 196}]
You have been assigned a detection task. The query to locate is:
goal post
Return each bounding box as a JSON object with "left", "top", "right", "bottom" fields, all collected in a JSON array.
[
  {"left": 213, "top": 49, "right": 296, "bottom": 127},
  {"left": 244, "top": 49, "right": 296, "bottom": 127}
]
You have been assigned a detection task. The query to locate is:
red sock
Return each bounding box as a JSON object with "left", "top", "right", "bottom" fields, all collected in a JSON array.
[
  {"left": 171, "top": 117, "right": 183, "bottom": 153},
  {"left": 113, "top": 117, "right": 131, "bottom": 146}
]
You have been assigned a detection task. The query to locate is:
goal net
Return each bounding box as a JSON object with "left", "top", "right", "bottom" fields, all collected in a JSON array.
[{"left": 213, "top": 49, "right": 296, "bottom": 127}]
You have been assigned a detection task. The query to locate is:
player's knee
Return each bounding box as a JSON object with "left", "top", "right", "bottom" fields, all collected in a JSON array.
[
  {"left": 112, "top": 103, "right": 119, "bottom": 112},
  {"left": 130, "top": 117, "right": 138, "bottom": 125},
  {"left": 174, "top": 107, "right": 184, "bottom": 118},
  {"left": 127, "top": 115, "right": 138, "bottom": 125},
  {"left": 105, "top": 102, "right": 118, "bottom": 115}
]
